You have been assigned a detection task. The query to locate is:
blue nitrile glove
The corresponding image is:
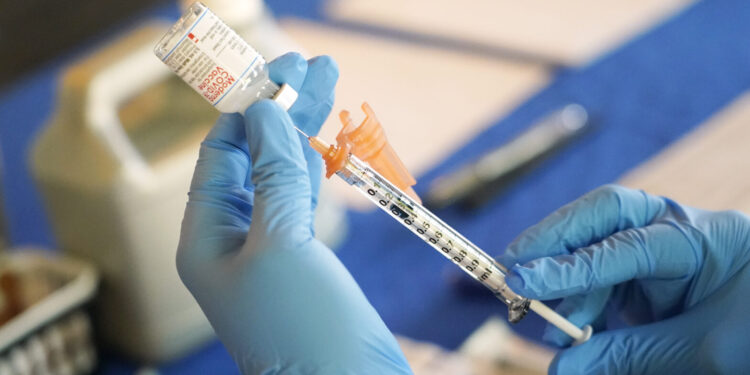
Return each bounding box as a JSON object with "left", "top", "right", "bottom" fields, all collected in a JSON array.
[
  {"left": 498, "top": 185, "right": 750, "bottom": 375},
  {"left": 176, "top": 53, "right": 412, "bottom": 374}
]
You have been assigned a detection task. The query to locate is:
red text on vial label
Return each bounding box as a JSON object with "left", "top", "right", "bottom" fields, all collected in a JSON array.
[{"left": 199, "top": 66, "right": 236, "bottom": 103}]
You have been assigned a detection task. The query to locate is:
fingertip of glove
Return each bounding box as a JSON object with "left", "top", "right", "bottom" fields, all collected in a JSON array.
[
  {"left": 309, "top": 55, "right": 339, "bottom": 78},
  {"left": 505, "top": 267, "right": 528, "bottom": 293},
  {"left": 268, "top": 53, "right": 307, "bottom": 90},
  {"left": 273, "top": 52, "right": 307, "bottom": 71},
  {"left": 293, "top": 53, "right": 308, "bottom": 70},
  {"left": 507, "top": 265, "right": 550, "bottom": 300}
]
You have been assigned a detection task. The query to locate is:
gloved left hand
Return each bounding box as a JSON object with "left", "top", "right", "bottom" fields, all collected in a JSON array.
[
  {"left": 498, "top": 185, "right": 750, "bottom": 374},
  {"left": 176, "top": 53, "right": 412, "bottom": 374}
]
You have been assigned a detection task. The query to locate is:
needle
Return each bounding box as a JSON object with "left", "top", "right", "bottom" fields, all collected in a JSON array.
[{"left": 293, "top": 125, "right": 309, "bottom": 138}]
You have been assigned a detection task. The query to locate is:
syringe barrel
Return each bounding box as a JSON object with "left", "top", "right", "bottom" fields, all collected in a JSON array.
[{"left": 336, "top": 154, "right": 531, "bottom": 322}]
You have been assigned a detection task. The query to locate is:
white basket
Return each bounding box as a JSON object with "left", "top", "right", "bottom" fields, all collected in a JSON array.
[{"left": 0, "top": 250, "right": 98, "bottom": 375}]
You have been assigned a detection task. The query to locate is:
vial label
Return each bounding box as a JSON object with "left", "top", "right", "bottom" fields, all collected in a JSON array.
[{"left": 159, "top": 7, "right": 261, "bottom": 106}]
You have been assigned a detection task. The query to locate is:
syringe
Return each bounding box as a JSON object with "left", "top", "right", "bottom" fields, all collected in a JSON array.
[{"left": 304, "top": 131, "right": 592, "bottom": 344}]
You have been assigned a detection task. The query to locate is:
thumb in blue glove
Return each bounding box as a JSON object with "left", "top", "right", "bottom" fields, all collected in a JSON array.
[
  {"left": 498, "top": 185, "right": 750, "bottom": 374},
  {"left": 177, "top": 53, "right": 412, "bottom": 374}
]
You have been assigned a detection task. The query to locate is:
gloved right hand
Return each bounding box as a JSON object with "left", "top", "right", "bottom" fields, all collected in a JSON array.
[
  {"left": 176, "top": 53, "right": 412, "bottom": 374},
  {"left": 498, "top": 185, "right": 750, "bottom": 374}
]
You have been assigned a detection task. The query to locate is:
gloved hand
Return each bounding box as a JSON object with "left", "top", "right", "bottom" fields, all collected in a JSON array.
[
  {"left": 176, "top": 53, "right": 412, "bottom": 374},
  {"left": 498, "top": 185, "right": 750, "bottom": 374}
]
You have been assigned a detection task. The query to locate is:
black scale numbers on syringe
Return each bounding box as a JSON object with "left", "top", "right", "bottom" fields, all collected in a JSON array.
[
  {"left": 332, "top": 155, "right": 535, "bottom": 324},
  {"left": 358, "top": 171, "right": 497, "bottom": 283}
]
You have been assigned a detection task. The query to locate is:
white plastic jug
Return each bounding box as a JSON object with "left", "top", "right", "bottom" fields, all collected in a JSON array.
[{"left": 32, "top": 25, "right": 215, "bottom": 362}]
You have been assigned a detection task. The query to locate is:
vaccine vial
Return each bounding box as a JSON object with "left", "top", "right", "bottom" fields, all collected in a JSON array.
[{"left": 154, "top": 2, "right": 297, "bottom": 113}]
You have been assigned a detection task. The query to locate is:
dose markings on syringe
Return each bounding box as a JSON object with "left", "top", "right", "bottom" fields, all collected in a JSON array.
[{"left": 362, "top": 178, "right": 497, "bottom": 284}]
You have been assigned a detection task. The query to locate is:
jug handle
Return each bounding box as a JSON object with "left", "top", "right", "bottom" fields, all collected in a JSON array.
[{"left": 85, "top": 38, "right": 171, "bottom": 187}]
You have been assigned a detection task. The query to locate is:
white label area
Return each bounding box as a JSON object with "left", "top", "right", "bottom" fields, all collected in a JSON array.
[{"left": 160, "top": 8, "right": 261, "bottom": 105}]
